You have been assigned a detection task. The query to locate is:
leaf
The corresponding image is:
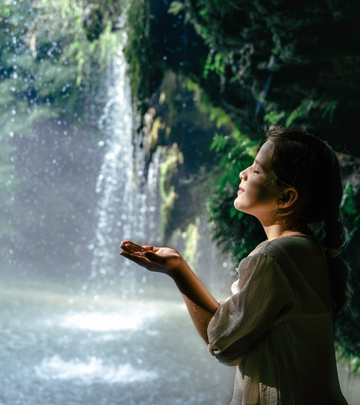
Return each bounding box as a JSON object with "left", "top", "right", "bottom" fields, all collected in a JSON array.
[
  {"left": 264, "top": 110, "right": 285, "bottom": 125},
  {"left": 168, "top": 1, "right": 185, "bottom": 16},
  {"left": 237, "top": 211, "right": 244, "bottom": 221},
  {"left": 215, "top": 171, "right": 230, "bottom": 191},
  {"left": 210, "top": 133, "right": 229, "bottom": 153},
  {"left": 285, "top": 98, "right": 321, "bottom": 127},
  {"left": 216, "top": 114, "right": 231, "bottom": 128},
  {"left": 230, "top": 205, "right": 238, "bottom": 218},
  {"left": 321, "top": 100, "right": 338, "bottom": 123}
]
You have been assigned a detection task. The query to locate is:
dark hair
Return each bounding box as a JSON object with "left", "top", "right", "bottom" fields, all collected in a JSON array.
[{"left": 266, "top": 125, "right": 351, "bottom": 315}]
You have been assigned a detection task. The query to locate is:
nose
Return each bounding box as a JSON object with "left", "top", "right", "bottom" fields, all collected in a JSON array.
[{"left": 240, "top": 170, "right": 246, "bottom": 180}]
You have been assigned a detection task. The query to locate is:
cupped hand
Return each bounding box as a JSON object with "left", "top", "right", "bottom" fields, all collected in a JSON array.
[{"left": 119, "top": 240, "right": 183, "bottom": 274}]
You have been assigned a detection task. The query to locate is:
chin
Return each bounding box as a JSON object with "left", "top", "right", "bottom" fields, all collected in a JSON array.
[{"left": 234, "top": 202, "right": 244, "bottom": 212}]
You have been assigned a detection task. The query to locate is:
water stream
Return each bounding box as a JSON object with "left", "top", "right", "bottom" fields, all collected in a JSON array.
[
  {"left": 89, "top": 45, "right": 160, "bottom": 297},
  {"left": 0, "top": 47, "right": 235, "bottom": 404},
  {"left": 1, "top": 42, "right": 358, "bottom": 405}
]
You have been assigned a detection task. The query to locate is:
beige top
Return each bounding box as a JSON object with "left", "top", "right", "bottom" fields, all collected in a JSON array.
[{"left": 208, "top": 235, "right": 348, "bottom": 405}]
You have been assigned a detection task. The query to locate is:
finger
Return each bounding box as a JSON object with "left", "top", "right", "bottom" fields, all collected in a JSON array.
[
  {"left": 129, "top": 241, "right": 145, "bottom": 251},
  {"left": 120, "top": 251, "right": 147, "bottom": 262},
  {"left": 120, "top": 240, "right": 143, "bottom": 249},
  {"left": 120, "top": 251, "right": 160, "bottom": 271},
  {"left": 142, "top": 245, "right": 156, "bottom": 251},
  {"left": 120, "top": 244, "right": 142, "bottom": 255},
  {"left": 120, "top": 244, "right": 132, "bottom": 253},
  {"left": 121, "top": 241, "right": 145, "bottom": 253}
]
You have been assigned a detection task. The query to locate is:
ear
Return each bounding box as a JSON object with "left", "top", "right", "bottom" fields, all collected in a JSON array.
[{"left": 277, "top": 188, "right": 298, "bottom": 210}]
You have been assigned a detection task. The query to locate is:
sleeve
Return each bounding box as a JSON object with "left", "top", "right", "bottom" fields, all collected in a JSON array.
[{"left": 207, "top": 252, "right": 295, "bottom": 366}]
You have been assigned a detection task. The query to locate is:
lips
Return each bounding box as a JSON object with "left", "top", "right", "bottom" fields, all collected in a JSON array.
[{"left": 238, "top": 186, "right": 244, "bottom": 193}]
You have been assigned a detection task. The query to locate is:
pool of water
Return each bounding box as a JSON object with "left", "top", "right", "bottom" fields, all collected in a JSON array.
[
  {"left": 0, "top": 281, "right": 234, "bottom": 405},
  {"left": 1, "top": 279, "right": 359, "bottom": 405}
]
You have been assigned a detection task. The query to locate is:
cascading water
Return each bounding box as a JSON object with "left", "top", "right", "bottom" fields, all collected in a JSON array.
[
  {"left": 89, "top": 45, "right": 160, "bottom": 296},
  {"left": 0, "top": 22, "right": 242, "bottom": 405},
  {"left": 0, "top": 20, "right": 356, "bottom": 405}
]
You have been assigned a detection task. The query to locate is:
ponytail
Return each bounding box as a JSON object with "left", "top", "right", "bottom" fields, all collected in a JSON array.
[
  {"left": 323, "top": 210, "right": 352, "bottom": 316},
  {"left": 267, "top": 126, "right": 353, "bottom": 316}
]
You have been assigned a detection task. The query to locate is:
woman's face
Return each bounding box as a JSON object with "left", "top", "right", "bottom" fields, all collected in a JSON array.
[{"left": 234, "top": 140, "right": 278, "bottom": 222}]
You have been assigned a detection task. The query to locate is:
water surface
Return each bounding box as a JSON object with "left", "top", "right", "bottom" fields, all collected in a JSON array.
[{"left": 0, "top": 280, "right": 234, "bottom": 405}]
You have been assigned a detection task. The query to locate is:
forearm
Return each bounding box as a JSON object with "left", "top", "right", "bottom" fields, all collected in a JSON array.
[
  {"left": 181, "top": 294, "right": 216, "bottom": 344},
  {"left": 170, "top": 263, "right": 219, "bottom": 343},
  {"left": 119, "top": 241, "right": 219, "bottom": 343}
]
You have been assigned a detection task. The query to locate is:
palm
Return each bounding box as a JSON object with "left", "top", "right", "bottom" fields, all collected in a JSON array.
[{"left": 119, "top": 241, "right": 182, "bottom": 273}]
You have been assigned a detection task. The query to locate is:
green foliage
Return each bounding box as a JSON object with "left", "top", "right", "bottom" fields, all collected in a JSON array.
[
  {"left": 209, "top": 130, "right": 265, "bottom": 262},
  {"left": 285, "top": 98, "right": 322, "bottom": 127},
  {"left": 182, "top": 218, "right": 201, "bottom": 274},
  {"left": 0, "top": 0, "right": 128, "bottom": 264},
  {"left": 180, "top": 0, "right": 360, "bottom": 152},
  {"left": 168, "top": 1, "right": 185, "bottom": 16},
  {"left": 124, "top": 0, "right": 152, "bottom": 116},
  {"left": 334, "top": 182, "right": 360, "bottom": 362},
  {"left": 341, "top": 183, "right": 360, "bottom": 239},
  {"left": 263, "top": 110, "right": 286, "bottom": 125},
  {"left": 211, "top": 133, "right": 229, "bottom": 153},
  {"left": 158, "top": 145, "right": 184, "bottom": 242},
  {"left": 123, "top": 0, "right": 360, "bottom": 364},
  {"left": 36, "top": 0, "right": 127, "bottom": 85},
  {"left": 0, "top": 0, "right": 127, "bottom": 136},
  {"left": 203, "top": 52, "right": 226, "bottom": 79},
  {"left": 336, "top": 342, "right": 360, "bottom": 374}
]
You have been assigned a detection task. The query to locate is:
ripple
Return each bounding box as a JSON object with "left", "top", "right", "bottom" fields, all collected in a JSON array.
[
  {"left": 35, "top": 355, "right": 157, "bottom": 384},
  {"left": 58, "top": 310, "right": 156, "bottom": 331}
]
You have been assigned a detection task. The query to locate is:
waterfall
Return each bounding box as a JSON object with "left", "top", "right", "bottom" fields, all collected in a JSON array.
[{"left": 89, "top": 46, "right": 160, "bottom": 296}]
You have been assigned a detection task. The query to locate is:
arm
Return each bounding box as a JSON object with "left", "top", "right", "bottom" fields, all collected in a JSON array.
[
  {"left": 170, "top": 260, "right": 219, "bottom": 344},
  {"left": 120, "top": 241, "right": 219, "bottom": 343},
  {"left": 207, "top": 253, "right": 295, "bottom": 365}
]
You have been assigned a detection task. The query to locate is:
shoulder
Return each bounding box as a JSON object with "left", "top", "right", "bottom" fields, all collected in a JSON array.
[
  {"left": 237, "top": 235, "right": 323, "bottom": 283},
  {"left": 256, "top": 235, "right": 323, "bottom": 262},
  {"left": 236, "top": 242, "right": 282, "bottom": 290}
]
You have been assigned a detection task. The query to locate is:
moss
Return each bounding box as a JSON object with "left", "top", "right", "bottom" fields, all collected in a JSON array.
[
  {"left": 158, "top": 145, "right": 184, "bottom": 242},
  {"left": 182, "top": 218, "right": 201, "bottom": 274},
  {"left": 146, "top": 117, "right": 164, "bottom": 154}
]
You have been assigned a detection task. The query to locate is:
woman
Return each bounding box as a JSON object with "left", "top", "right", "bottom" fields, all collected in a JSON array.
[{"left": 120, "top": 126, "right": 350, "bottom": 404}]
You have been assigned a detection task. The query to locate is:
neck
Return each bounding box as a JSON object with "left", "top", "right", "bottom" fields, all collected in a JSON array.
[{"left": 262, "top": 223, "right": 304, "bottom": 241}]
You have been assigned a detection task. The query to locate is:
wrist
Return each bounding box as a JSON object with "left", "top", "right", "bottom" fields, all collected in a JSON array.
[{"left": 169, "top": 258, "right": 192, "bottom": 280}]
